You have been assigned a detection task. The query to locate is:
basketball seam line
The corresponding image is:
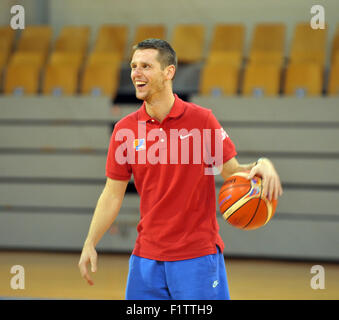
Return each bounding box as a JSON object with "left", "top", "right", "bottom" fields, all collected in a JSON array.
[
  {"left": 220, "top": 184, "right": 252, "bottom": 214},
  {"left": 243, "top": 182, "right": 263, "bottom": 229}
]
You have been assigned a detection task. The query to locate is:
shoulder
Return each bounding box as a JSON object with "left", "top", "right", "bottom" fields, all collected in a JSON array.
[
  {"left": 182, "top": 100, "right": 213, "bottom": 119},
  {"left": 113, "top": 109, "right": 139, "bottom": 130}
]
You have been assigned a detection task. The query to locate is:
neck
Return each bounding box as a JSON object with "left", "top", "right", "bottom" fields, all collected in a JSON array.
[{"left": 145, "top": 90, "right": 175, "bottom": 123}]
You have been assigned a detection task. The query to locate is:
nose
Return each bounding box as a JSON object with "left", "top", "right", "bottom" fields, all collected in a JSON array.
[{"left": 131, "top": 66, "right": 142, "bottom": 79}]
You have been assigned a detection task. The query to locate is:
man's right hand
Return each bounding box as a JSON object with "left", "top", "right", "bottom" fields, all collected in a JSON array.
[{"left": 78, "top": 244, "right": 98, "bottom": 286}]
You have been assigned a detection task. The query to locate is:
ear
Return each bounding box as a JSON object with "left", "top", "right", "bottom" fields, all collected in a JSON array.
[{"left": 165, "top": 65, "right": 176, "bottom": 81}]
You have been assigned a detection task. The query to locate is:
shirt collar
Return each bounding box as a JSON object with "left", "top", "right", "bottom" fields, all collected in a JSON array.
[{"left": 138, "top": 94, "right": 185, "bottom": 122}]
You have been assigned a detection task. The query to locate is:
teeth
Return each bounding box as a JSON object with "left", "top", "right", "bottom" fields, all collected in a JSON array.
[{"left": 136, "top": 81, "right": 146, "bottom": 85}]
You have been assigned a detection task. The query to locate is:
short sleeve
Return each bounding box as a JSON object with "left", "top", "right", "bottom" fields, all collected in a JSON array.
[
  {"left": 204, "top": 110, "right": 237, "bottom": 165},
  {"left": 105, "top": 123, "right": 132, "bottom": 181}
]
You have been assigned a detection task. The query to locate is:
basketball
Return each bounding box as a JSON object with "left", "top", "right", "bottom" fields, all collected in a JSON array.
[{"left": 218, "top": 172, "right": 277, "bottom": 230}]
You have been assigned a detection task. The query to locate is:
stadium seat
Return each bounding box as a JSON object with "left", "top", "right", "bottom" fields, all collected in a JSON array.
[
  {"left": 242, "top": 63, "right": 281, "bottom": 96},
  {"left": 207, "top": 24, "right": 245, "bottom": 67},
  {"left": 86, "top": 52, "right": 121, "bottom": 65},
  {"left": 93, "top": 24, "right": 128, "bottom": 60},
  {"left": 81, "top": 52, "right": 121, "bottom": 96},
  {"left": 210, "top": 24, "right": 245, "bottom": 53},
  {"left": 3, "top": 52, "right": 45, "bottom": 95},
  {"left": 9, "top": 51, "right": 46, "bottom": 67},
  {"left": 284, "top": 63, "right": 323, "bottom": 96},
  {"left": 42, "top": 64, "right": 79, "bottom": 96},
  {"left": 81, "top": 64, "right": 120, "bottom": 97},
  {"left": 290, "top": 22, "right": 327, "bottom": 65},
  {"left": 172, "top": 24, "right": 205, "bottom": 63},
  {"left": 42, "top": 52, "right": 83, "bottom": 95},
  {"left": 133, "top": 24, "right": 166, "bottom": 44},
  {"left": 328, "top": 63, "right": 339, "bottom": 95},
  {"left": 206, "top": 51, "right": 243, "bottom": 68},
  {"left": 54, "top": 25, "right": 90, "bottom": 54},
  {"left": 199, "top": 63, "right": 239, "bottom": 96},
  {"left": 48, "top": 52, "right": 84, "bottom": 69},
  {"left": 249, "top": 23, "right": 286, "bottom": 66},
  {"left": 4, "top": 65, "right": 41, "bottom": 95},
  {"left": 17, "top": 25, "right": 52, "bottom": 56}
]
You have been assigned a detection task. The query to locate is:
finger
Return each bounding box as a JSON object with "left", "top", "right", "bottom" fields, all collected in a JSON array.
[
  {"left": 279, "top": 179, "right": 283, "bottom": 197},
  {"left": 274, "top": 178, "right": 281, "bottom": 200},
  {"left": 268, "top": 177, "right": 275, "bottom": 201},
  {"left": 247, "top": 167, "right": 257, "bottom": 180},
  {"left": 79, "top": 261, "right": 94, "bottom": 286},
  {"left": 82, "top": 268, "right": 94, "bottom": 286}
]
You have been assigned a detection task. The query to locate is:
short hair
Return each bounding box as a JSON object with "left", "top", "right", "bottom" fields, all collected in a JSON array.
[{"left": 132, "top": 38, "right": 178, "bottom": 70}]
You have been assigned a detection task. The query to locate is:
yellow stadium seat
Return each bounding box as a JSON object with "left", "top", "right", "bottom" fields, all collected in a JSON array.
[
  {"left": 328, "top": 63, "right": 339, "bottom": 95},
  {"left": 284, "top": 63, "right": 323, "bottom": 96},
  {"left": 9, "top": 52, "right": 46, "bottom": 67},
  {"left": 42, "top": 64, "right": 79, "bottom": 96},
  {"left": 207, "top": 24, "right": 245, "bottom": 67},
  {"left": 206, "top": 51, "right": 243, "bottom": 68},
  {"left": 249, "top": 51, "right": 284, "bottom": 66},
  {"left": 4, "top": 65, "right": 41, "bottom": 95},
  {"left": 42, "top": 52, "right": 83, "bottom": 96},
  {"left": 250, "top": 23, "right": 286, "bottom": 52},
  {"left": 199, "top": 63, "right": 239, "bottom": 96},
  {"left": 94, "top": 24, "right": 128, "bottom": 60},
  {"left": 3, "top": 51, "right": 45, "bottom": 95},
  {"left": 290, "top": 22, "right": 327, "bottom": 65},
  {"left": 54, "top": 25, "right": 90, "bottom": 53},
  {"left": 48, "top": 52, "right": 84, "bottom": 69},
  {"left": 242, "top": 63, "right": 281, "bottom": 96},
  {"left": 133, "top": 24, "right": 166, "bottom": 44},
  {"left": 210, "top": 24, "right": 245, "bottom": 54},
  {"left": 172, "top": 24, "right": 205, "bottom": 63},
  {"left": 81, "top": 64, "right": 120, "bottom": 97},
  {"left": 17, "top": 25, "right": 52, "bottom": 55},
  {"left": 81, "top": 52, "right": 121, "bottom": 96},
  {"left": 249, "top": 23, "right": 286, "bottom": 66},
  {"left": 86, "top": 52, "right": 121, "bottom": 65}
]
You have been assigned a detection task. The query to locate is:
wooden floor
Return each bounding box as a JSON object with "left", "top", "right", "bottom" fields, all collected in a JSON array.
[{"left": 0, "top": 250, "right": 338, "bottom": 300}]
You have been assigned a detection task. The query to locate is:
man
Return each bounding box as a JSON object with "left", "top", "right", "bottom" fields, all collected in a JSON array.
[{"left": 78, "top": 39, "right": 283, "bottom": 299}]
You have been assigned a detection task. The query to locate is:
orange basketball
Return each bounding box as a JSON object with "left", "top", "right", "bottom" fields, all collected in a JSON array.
[{"left": 218, "top": 172, "right": 277, "bottom": 230}]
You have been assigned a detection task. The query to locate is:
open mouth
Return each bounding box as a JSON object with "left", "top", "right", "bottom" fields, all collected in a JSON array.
[{"left": 135, "top": 81, "right": 147, "bottom": 89}]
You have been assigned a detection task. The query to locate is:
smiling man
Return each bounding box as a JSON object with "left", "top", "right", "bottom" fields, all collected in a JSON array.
[{"left": 78, "top": 39, "right": 283, "bottom": 300}]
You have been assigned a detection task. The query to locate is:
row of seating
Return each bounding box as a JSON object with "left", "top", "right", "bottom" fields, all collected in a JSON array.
[
  {"left": 0, "top": 23, "right": 339, "bottom": 96},
  {"left": 1, "top": 22, "right": 335, "bottom": 63}
]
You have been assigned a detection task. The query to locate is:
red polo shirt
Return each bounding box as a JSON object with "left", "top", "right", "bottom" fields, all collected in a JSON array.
[{"left": 106, "top": 94, "right": 237, "bottom": 261}]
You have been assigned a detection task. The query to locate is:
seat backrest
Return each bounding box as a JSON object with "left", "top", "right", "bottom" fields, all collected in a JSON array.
[{"left": 171, "top": 24, "right": 205, "bottom": 63}]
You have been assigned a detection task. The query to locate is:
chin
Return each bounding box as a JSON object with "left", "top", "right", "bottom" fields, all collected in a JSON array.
[{"left": 135, "top": 91, "right": 149, "bottom": 101}]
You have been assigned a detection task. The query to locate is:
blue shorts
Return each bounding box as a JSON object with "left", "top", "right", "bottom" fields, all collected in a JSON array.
[{"left": 125, "top": 246, "right": 230, "bottom": 300}]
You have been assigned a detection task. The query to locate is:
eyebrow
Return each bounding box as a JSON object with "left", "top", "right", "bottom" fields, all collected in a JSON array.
[{"left": 130, "top": 61, "right": 153, "bottom": 67}]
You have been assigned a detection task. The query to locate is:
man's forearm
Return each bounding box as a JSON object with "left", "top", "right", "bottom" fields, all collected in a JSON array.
[{"left": 84, "top": 189, "right": 123, "bottom": 248}]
